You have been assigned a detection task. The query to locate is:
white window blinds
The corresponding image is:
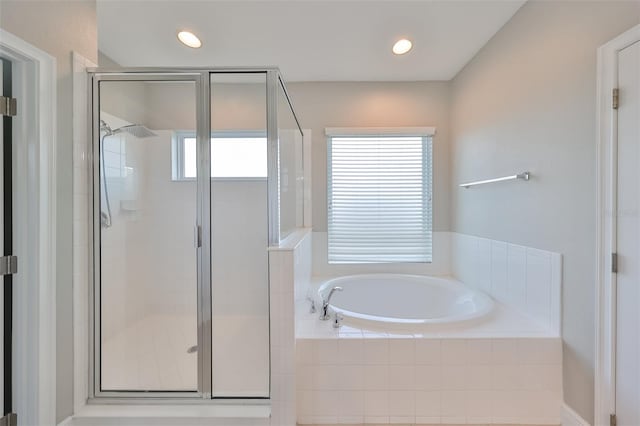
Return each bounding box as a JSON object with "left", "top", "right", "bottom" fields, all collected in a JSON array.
[{"left": 327, "top": 134, "right": 433, "bottom": 264}]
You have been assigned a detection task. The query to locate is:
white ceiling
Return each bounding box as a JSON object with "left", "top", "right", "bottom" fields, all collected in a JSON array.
[{"left": 97, "top": 0, "right": 526, "bottom": 82}]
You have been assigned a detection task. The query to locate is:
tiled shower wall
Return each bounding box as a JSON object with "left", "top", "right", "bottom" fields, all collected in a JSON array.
[
  {"left": 451, "top": 233, "right": 562, "bottom": 335},
  {"left": 296, "top": 337, "right": 562, "bottom": 425}
]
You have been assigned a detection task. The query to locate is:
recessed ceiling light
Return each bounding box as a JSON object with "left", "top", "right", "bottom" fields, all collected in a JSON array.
[
  {"left": 392, "top": 39, "right": 413, "bottom": 55},
  {"left": 177, "top": 31, "right": 202, "bottom": 48}
]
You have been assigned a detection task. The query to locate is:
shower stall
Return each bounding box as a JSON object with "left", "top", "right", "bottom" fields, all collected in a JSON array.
[{"left": 88, "top": 69, "right": 303, "bottom": 400}]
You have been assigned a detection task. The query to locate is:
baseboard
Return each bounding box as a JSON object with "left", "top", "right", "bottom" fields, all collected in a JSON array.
[
  {"left": 57, "top": 416, "right": 73, "bottom": 426},
  {"left": 562, "top": 403, "right": 591, "bottom": 426}
]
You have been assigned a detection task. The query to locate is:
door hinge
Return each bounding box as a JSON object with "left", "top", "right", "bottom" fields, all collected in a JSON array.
[
  {"left": 613, "top": 88, "right": 619, "bottom": 110},
  {"left": 194, "top": 225, "right": 202, "bottom": 248},
  {"left": 610, "top": 413, "right": 617, "bottom": 426},
  {"left": 0, "top": 413, "right": 17, "bottom": 426},
  {"left": 0, "top": 255, "right": 18, "bottom": 276},
  {"left": 612, "top": 253, "right": 618, "bottom": 274},
  {"left": 0, "top": 96, "right": 17, "bottom": 117}
]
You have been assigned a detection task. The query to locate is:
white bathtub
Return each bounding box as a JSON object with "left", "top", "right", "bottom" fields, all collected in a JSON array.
[{"left": 317, "top": 274, "right": 494, "bottom": 329}]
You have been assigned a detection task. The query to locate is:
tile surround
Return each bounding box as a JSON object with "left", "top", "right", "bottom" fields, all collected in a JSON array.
[
  {"left": 451, "top": 233, "right": 561, "bottom": 336},
  {"left": 296, "top": 337, "right": 562, "bottom": 425},
  {"left": 298, "top": 232, "right": 563, "bottom": 425}
]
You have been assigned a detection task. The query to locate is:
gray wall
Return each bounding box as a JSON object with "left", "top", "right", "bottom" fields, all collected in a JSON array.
[
  {"left": 287, "top": 81, "right": 452, "bottom": 233},
  {"left": 0, "top": 1, "right": 98, "bottom": 422},
  {"left": 450, "top": 1, "right": 640, "bottom": 422}
]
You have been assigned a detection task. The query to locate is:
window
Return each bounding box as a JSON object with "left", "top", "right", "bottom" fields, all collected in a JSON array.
[
  {"left": 327, "top": 130, "right": 433, "bottom": 263},
  {"left": 173, "top": 131, "right": 267, "bottom": 180}
]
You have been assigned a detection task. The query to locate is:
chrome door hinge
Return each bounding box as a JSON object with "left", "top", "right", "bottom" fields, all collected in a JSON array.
[
  {"left": 0, "top": 255, "right": 18, "bottom": 276},
  {"left": 610, "top": 413, "right": 617, "bottom": 426},
  {"left": 613, "top": 88, "right": 619, "bottom": 110},
  {"left": 0, "top": 413, "right": 17, "bottom": 426},
  {"left": 0, "top": 96, "right": 17, "bottom": 116},
  {"left": 194, "top": 225, "right": 202, "bottom": 248},
  {"left": 612, "top": 253, "right": 618, "bottom": 274}
]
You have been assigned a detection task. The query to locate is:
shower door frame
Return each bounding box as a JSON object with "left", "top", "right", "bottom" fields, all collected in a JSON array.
[{"left": 88, "top": 68, "right": 288, "bottom": 402}]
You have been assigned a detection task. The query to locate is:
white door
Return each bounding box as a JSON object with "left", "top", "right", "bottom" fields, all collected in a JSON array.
[{"left": 615, "top": 39, "right": 640, "bottom": 426}]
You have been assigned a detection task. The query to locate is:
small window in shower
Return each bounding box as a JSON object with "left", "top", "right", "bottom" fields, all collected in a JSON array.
[
  {"left": 172, "top": 131, "right": 267, "bottom": 180},
  {"left": 327, "top": 131, "right": 433, "bottom": 264}
]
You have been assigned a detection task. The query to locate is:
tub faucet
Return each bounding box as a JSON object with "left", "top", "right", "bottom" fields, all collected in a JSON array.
[
  {"left": 333, "top": 312, "right": 343, "bottom": 328},
  {"left": 320, "top": 286, "right": 343, "bottom": 320}
]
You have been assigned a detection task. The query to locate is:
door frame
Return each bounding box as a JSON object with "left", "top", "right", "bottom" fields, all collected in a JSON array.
[
  {"left": 595, "top": 23, "right": 640, "bottom": 426},
  {"left": 88, "top": 71, "right": 211, "bottom": 400},
  {"left": 0, "top": 29, "right": 57, "bottom": 426}
]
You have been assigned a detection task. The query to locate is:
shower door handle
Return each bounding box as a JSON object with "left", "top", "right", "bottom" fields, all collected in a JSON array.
[{"left": 194, "top": 225, "right": 202, "bottom": 248}]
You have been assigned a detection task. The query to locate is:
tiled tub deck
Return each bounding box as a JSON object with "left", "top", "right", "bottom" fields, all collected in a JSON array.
[{"left": 295, "top": 301, "right": 562, "bottom": 425}]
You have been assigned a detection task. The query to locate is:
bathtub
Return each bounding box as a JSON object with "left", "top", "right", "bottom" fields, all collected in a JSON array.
[{"left": 317, "top": 274, "right": 494, "bottom": 329}]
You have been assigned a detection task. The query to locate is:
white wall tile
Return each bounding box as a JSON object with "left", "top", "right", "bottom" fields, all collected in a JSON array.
[
  {"left": 490, "top": 240, "right": 508, "bottom": 302},
  {"left": 466, "top": 339, "right": 493, "bottom": 365},
  {"left": 337, "top": 339, "right": 364, "bottom": 365},
  {"left": 387, "top": 365, "right": 415, "bottom": 390},
  {"left": 296, "top": 336, "right": 562, "bottom": 425},
  {"left": 451, "top": 233, "right": 562, "bottom": 336},
  {"left": 507, "top": 243, "right": 527, "bottom": 311},
  {"left": 388, "top": 339, "right": 415, "bottom": 365},
  {"left": 525, "top": 248, "right": 552, "bottom": 328},
  {"left": 296, "top": 340, "right": 313, "bottom": 366},
  {"left": 477, "top": 237, "right": 492, "bottom": 293},
  {"left": 363, "top": 415, "right": 389, "bottom": 424},
  {"left": 441, "top": 365, "right": 468, "bottom": 390},
  {"left": 363, "top": 365, "right": 388, "bottom": 390},
  {"left": 491, "top": 364, "right": 521, "bottom": 390},
  {"left": 388, "top": 390, "right": 415, "bottom": 417},
  {"left": 440, "top": 390, "right": 466, "bottom": 419},
  {"left": 491, "top": 339, "right": 519, "bottom": 365},
  {"left": 297, "top": 365, "right": 313, "bottom": 391},
  {"left": 414, "top": 365, "right": 441, "bottom": 391},
  {"left": 520, "top": 364, "right": 562, "bottom": 391},
  {"left": 517, "top": 338, "right": 562, "bottom": 365},
  {"left": 297, "top": 390, "right": 314, "bottom": 418},
  {"left": 336, "top": 365, "right": 364, "bottom": 390},
  {"left": 440, "top": 339, "right": 466, "bottom": 365},
  {"left": 312, "top": 415, "right": 338, "bottom": 424},
  {"left": 466, "top": 365, "right": 493, "bottom": 390},
  {"left": 415, "top": 339, "right": 441, "bottom": 365},
  {"left": 363, "top": 339, "right": 389, "bottom": 365},
  {"left": 455, "top": 233, "right": 477, "bottom": 287},
  {"left": 313, "top": 365, "right": 341, "bottom": 390},
  {"left": 313, "top": 340, "right": 338, "bottom": 365},
  {"left": 364, "top": 391, "right": 389, "bottom": 417},
  {"left": 337, "top": 390, "right": 364, "bottom": 417},
  {"left": 465, "top": 389, "right": 493, "bottom": 420},
  {"left": 415, "top": 391, "right": 441, "bottom": 417},
  {"left": 313, "top": 390, "right": 340, "bottom": 416}
]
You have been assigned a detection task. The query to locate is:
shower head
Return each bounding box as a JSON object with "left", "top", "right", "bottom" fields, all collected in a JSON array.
[
  {"left": 99, "top": 119, "right": 157, "bottom": 139},
  {"left": 114, "top": 124, "right": 157, "bottom": 138}
]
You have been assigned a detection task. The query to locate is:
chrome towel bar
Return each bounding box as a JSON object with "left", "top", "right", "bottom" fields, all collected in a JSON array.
[{"left": 460, "top": 171, "right": 530, "bottom": 188}]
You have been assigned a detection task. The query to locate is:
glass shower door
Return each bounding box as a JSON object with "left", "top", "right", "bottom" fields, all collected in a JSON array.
[{"left": 97, "top": 76, "right": 201, "bottom": 394}]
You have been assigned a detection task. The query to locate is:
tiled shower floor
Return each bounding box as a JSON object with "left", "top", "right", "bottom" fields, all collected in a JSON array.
[{"left": 101, "top": 313, "right": 198, "bottom": 391}]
